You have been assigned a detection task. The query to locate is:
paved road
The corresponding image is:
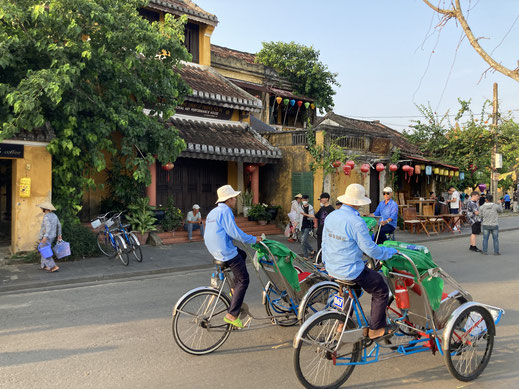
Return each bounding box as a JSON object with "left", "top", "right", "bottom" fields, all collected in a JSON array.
[{"left": 1, "top": 231, "right": 518, "bottom": 388}]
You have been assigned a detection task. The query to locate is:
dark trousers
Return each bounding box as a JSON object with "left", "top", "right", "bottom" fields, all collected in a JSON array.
[
  {"left": 353, "top": 266, "right": 389, "bottom": 330},
  {"left": 505, "top": 201, "right": 511, "bottom": 210},
  {"left": 376, "top": 224, "right": 395, "bottom": 244},
  {"left": 317, "top": 230, "right": 323, "bottom": 252},
  {"left": 226, "top": 248, "right": 250, "bottom": 318}
]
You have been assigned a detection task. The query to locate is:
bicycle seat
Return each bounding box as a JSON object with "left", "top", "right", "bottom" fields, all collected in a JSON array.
[
  {"left": 121, "top": 224, "right": 131, "bottom": 229},
  {"left": 334, "top": 279, "right": 358, "bottom": 288},
  {"left": 213, "top": 260, "right": 230, "bottom": 269}
]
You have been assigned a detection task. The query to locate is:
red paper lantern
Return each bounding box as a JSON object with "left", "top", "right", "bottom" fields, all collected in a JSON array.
[
  {"left": 297, "top": 100, "right": 303, "bottom": 107},
  {"left": 343, "top": 165, "right": 351, "bottom": 175},
  {"left": 376, "top": 163, "right": 385, "bottom": 181},
  {"left": 389, "top": 164, "right": 398, "bottom": 172},
  {"left": 414, "top": 165, "right": 421, "bottom": 174},
  {"left": 360, "top": 163, "right": 370, "bottom": 173},
  {"left": 245, "top": 164, "right": 256, "bottom": 174},
  {"left": 332, "top": 160, "right": 342, "bottom": 168},
  {"left": 346, "top": 160, "right": 355, "bottom": 169},
  {"left": 161, "top": 162, "right": 174, "bottom": 171}
]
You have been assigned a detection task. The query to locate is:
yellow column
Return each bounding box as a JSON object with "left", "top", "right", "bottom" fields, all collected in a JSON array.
[
  {"left": 313, "top": 131, "right": 325, "bottom": 209},
  {"left": 199, "top": 25, "right": 214, "bottom": 66}
]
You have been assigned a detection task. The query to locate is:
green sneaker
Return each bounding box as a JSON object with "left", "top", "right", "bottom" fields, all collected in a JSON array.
[{"left": 224, "top": 316, "right": 244, "bottom": 328}]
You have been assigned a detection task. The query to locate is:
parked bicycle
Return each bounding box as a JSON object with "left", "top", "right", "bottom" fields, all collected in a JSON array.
[
  {"left": 91, "top": 212, "right": 130, "bottom": 266},
  {"left": 111, "top": 211, "right": 143, "bottom": 263}
]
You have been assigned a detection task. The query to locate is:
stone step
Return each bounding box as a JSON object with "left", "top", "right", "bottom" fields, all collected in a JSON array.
[{"left": 161, "top": 228, "right": 283, "bottom": 245}]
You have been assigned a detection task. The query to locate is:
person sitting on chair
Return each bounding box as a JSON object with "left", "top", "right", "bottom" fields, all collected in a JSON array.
[
  {"left": 204, "top": 185, "right": 263, "bottom": 329},
  {"left": 322, "top": 184, "right": 397, "bottom": 341},
  {"left": 370, "top": 187, "right": 398, "bottom": 244},
  {"left": 184, "top": 204, "right": 204, "bottom": 241}
]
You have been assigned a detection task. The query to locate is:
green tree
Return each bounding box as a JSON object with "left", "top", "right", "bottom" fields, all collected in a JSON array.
[
  {"left": 256, "top": 41, "right": 339, "bottom": 113},
  {"left": 0, "top": 0, "right": 190, "bottom": 224}
]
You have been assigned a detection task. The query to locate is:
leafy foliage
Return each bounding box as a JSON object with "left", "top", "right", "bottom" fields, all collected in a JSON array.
[
  {"left": 61, "top": 223, "right": 100, "bottom": 259},
  {"left": 247, "top": 203, "right": 272, "bottom": 221},
  {"left": 239, "top": 189, "right": 254, "bottom": 207},
  {"left": 0, "top": 0, "right": 190, "bottom": 225},
  {"left": 160, "top": 197, "right": 184, "bottom": 232},
  {"left": 256, "top": 41, "right": 339, "bottom": 112},
  {"left": 126, "top": 197, "right": 157, "bottom": 235}
]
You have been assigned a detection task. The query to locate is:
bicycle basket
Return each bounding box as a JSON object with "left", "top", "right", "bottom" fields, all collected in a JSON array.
[{"left": 90, "top": 219, "right": 102, "bottom": 229}]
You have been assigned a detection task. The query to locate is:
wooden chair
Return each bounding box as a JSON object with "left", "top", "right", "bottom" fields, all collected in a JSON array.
[
  {"left": 423, "top": 205, "right": 443, "bottom": 233},
  {"left": 397, "top": 193, "right": 411, "bottom": 216},
  {"left": 402, "top": 207, "right": 422, "bottom": 234}
]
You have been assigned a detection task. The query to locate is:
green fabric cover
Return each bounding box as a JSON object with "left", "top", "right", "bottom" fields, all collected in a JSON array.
[
  {"left": 361, "top": 216, "right": 377, "bottom": 236},
  {"left": 252, "top": 239, "right": 301, "bottom": 291},
  {"left": 381, "top": 240, "right": 444, "bottom": 310}
]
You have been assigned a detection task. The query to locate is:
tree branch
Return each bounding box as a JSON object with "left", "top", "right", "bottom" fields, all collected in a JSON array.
[{"left": 422, "top": 0, "right": 455, "bottom": 16}]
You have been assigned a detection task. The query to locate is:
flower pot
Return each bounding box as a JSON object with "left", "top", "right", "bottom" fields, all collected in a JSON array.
[
  {"left": 266, "top": 208, "right": 278, "bottom": 220},
  {"left": 135, "top": 232, "right": 149, "bottom": 245},
  {"left": 243, "top": 205, "right": 251, "bottom": 218},
  {"left": 248, "top": 215, "right": 256, "bottom": 221},
  {"left": 257, "top": 220, "right": 268, "bottom": 226}
]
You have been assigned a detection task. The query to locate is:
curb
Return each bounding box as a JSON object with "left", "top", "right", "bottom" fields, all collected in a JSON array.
[{"left": 2, "top": 227, "right": 518, "bottom": 294}]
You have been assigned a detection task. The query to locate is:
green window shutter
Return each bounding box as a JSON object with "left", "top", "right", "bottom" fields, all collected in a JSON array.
[
  {"left": 292, "top": 172, "right": 303, "bottom": 199},
  {"left": 292, "top": 171, "right": 313, "bottom": 204}
]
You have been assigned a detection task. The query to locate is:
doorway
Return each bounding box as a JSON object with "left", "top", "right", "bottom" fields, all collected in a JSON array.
[
  {"left": 369, "top": 167, "right": 380, "bottom": 213},
  {"left": 0, "top": 159, "right": 12, "bottom": 247}
]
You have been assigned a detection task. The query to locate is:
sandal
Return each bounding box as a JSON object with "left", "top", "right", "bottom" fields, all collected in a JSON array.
[
  {"left": 47, "top": 266, "right": 60, "bottom": 273},
  {"left": 369, "top": 324, "right": 397, "bottom": 342},
  {"left": 224, "top": 316, "right": 244, "bottom": 329}
]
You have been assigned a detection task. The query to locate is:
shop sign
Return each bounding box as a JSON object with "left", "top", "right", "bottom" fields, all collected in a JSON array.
[
  {"left": 369, "top": 138, "right": 391, "bottom": 154},
  {"left": 0, "top": 144, "right": 24, "bottom": 158},
  {"left": 176, "top": 102, "right": 233, "bottom": 120}
]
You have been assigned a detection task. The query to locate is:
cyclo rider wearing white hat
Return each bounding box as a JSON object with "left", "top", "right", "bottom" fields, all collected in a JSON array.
[
  {"left": 370, "top": 186, "right": 398, "bottom": 244},
  {"left": 322, "top": 184, "right": 398, "bottom": 341},
  {"left": 204, "top": 185, "right": 263, "bottom": 329}
]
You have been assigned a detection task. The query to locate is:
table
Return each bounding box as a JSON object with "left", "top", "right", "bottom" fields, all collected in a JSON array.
[
  {"left": 406, "top": 199, "right": 436, "bottom": 215},
  {"left": 437, "top": 214, "right": 463, "bottom": 234},
  {"left": 416, "top": 215, "right": 441, "bottom": 236}
]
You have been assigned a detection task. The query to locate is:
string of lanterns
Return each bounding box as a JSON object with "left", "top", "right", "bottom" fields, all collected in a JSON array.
[{"left": 274, "top": 96, "right": 316, "bottom": 127}]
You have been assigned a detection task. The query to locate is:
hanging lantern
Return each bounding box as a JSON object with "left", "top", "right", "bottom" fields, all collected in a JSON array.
[
  {"left": 478, "top": 183, "right": 487, "bottom": 192},
  {"left": 414, "top": 165, "right": 421, "bottom": 175},
  {"left": 425, "top": 165, "right": 432, "bottom": 184},
  {"left": 275, "top": 96, "right": 282, "bottom": 105},
  {"left": 402, "top": 165, "right": 410, "bottom": 179},
  {"left": 304, "top": 102, "right": 310, "bottom": 109},
  {"left": 332, "top": 160, "right": 342, "bottom": 168},
  {"left": 343, "top": 165, "right": 352, "bottom": 176},
  {"left": 245, "top": 164, "right": 256, "bottom": 174},
  {"left": 310, "top": 103, "right": 316, "bottom": 109},
  {"left": 389, "top": 164, "right": 398, "bottom": 172},
  {"left": 297, "top": 100, "right": 303, "bottom": 107},
  {"left": 454, "top": 171, "right": 459, "bottom": 177},
  {"left": 376, "top": 163, "right": 385, "bottom": 180},
  {"left": 459, "top": 172, "right": 465, "bottom": 180},
  {"left": 449, "top": 170, "right": 454, "bottom": 177},
  {"left": 283, "top": 98, "right": 289, "bottom": 105},
  {"left": 289, "top": 99, "right": 296, "bottom": 106},
  {"left": 408, "top": 167, "right": 414, "bottom": 182},
  {"left": 433, "top": 167, "right": 440, "bottom": 175},
  {"left": 161, "top": 162, "right": 174, "bottom": 171},
  {"left": 420, "top": 164, "right": 425, "bottom": 171},
  {"left": 360, "top": 163, "right": 370, "bottom": 178},
  {"left": 345, "top": 160, "right": 355, "bottom": 169}
]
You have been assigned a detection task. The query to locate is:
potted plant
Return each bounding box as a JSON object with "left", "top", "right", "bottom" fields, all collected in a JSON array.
[
  {"left": 161, "top": 197, "right": 184, "bottom": 234},
  {"left": 240, "top": 189, "right": 254, "bottom": 217},
  {"left": 266, "top": 204, "right": 281, "bottom": 221},
  {"left": 247, "top": 203, "right": 272, "bottom": 225},
  {"left": 126, "top": 197, "right": 157, "bottom": 245}
]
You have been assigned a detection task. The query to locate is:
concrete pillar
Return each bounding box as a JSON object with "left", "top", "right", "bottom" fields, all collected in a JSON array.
[
  {"left": 146, "top": 162, "right": 157, "bottom": 207},
  {"left": 237, "top": 162, "right": 244, "bottom": 214},
  {"left": 251, "top": 166, "right": 259, "bottom": 204}
]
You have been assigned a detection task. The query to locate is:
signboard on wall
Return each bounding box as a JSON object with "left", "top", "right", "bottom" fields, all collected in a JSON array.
[
  {"left": 369, "top": 138, "right": 391, "bottom": 154},
  {"left": 0, "top": 144, "right": 24, "bottom": 158},
  {"left": 176, "top": 101, "right": 233, "bottom": 120}
]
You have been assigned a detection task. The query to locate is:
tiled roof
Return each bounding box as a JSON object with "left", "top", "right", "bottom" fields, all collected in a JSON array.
[
  {"left": 315, "top": 112, "right": 421, "bottom": 155},
  {"left": 148, "top": 0, "right": 218, "bottom": 25},
  {"left": 211, "top": 45, "right": 256, "bottom": 64},
  {"left": 179, "top": 62, "right": 262, "bottom": 112},
  {"left": 250, "top": 116, "right": 277, "bottom": 133},
  {"left": 5, "top": 123, "right": 55, "bottom": 143},
  {"left": 168, "top": 115, "right": 282, "bottom": 163}
]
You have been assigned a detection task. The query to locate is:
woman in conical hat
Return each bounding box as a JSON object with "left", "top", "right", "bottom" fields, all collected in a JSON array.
[{"left": 37, "top": 201, "right": 62, "bottom": 272}]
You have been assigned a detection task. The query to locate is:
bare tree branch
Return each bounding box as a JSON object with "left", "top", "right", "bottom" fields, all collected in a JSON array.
[{"left": 422, "top": 0, "right": 519, "bottom": 82}]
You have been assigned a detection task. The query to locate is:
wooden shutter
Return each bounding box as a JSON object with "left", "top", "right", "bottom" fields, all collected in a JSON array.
[{"left": 292, "top": 171, "right": 313, "bottom": 204}]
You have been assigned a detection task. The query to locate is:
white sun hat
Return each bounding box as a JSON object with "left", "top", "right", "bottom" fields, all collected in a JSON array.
[
  {"left": 294, "top": 193, "right": 303, "bottom": 198},
  {"left": 337, "top": 184, "right": 371, "bottom": 206},
  {"left": 216, "top": 185, "right": 241, "bottom": 204},
  {"left": 192, "top": 204, "right": 200, "bottom": 209},
  {"left": 382, "top": 187, "right": 393, "bottom": 193},
  {"left": 37, "top": 201, "right": 56, "bottom": 211}
]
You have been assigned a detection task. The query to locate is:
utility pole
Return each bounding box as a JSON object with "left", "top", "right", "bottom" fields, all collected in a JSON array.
[{"left": 491, "top": 82, "right": 499, "bottom": 199}]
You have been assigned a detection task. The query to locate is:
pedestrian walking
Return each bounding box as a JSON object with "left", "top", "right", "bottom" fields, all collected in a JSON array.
[
  {"left": 479, "top": 194, "right": 503, "bottom": 256},
  {"left": 447, "top": 186, "right": 461, "bottom": 230},
  {"left": 204, "top": 185, "right": 262, "bottom": 328},
  {"left": 466, "top": 191, "right": 482, "bottom": 252},
  {"left": 313, "top": 192, "right": 335, "bottom": 253},
  {"left": 513, "top": 189, "right": 518, "bottom": 213},
  {"left": 503, "top": 192, "right": 511, "bottom": 210},
  {"left": 184, "top": 204, "right": 204, "bottom": 241},
  {"left": 37, "top": 201, "right": 62, "bottom": 272},
  {"left": 299, "top": 195, "right": 316, "bottom": 259},
  {"left": 287, "top": 193, "right": 303, "bottom": 242}
]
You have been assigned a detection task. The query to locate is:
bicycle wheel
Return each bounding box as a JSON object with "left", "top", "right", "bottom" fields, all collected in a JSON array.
[
  {"left": 97, "top": 231, "right": 115, "bottom": 257},
  {"left": 444, "top": 305, "right": 495, "bottom": 381},
  {"left": 128, "top": 233, "right": 143, "bottom": 262},
  {"left": 264, "top": 283, "right": 298, "bottom": 326},
  {"left": 294, "top": 312, "right": 360, "bottom": 389},
  {"left": 173, "top": 289, "right": 232, "bottom": 355},
  {"left": 114, "top": 234, "right": 129, "bottom": 266},
  {"left": 299, "top": 284, "right": 340, "bottom": 323}
]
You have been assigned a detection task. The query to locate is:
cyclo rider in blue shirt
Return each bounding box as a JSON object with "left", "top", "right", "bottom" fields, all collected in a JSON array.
[
  {"left": 370, "top": 186, "right": 398, "bottom": 244},
  {"left": 204, "top": 185, "right": 263, "bottom": 329},
  {"left": 322, "top": 184, "right": 398, "bottom": 341}
]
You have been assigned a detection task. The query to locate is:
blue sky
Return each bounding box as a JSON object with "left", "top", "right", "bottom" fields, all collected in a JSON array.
[{"left": 194, "top": 0, "right": 519, "bottom": 131}]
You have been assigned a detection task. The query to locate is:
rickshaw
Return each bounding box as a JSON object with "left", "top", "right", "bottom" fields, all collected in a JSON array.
[
  {"left": 171, "top": 238, "right": 340, "bottom": 355},
  {"left": 293, "top": 243, "right": 504, "bottom": 388}
]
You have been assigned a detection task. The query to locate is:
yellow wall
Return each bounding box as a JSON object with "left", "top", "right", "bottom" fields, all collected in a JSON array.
[
  {"left": 227, "top": 161, "right": 237, "bottom": 188},
  {"left": 199, "top": 24, "right": 214, "bottom": 66},
  {"left": 7, "top": 145, "right": 53, "bottom": 253},
  {"left": 214, "top": 67, "right": 263, "bottom": 84}
]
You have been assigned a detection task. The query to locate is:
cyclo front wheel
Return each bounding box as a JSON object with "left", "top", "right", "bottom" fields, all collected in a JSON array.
[
  {"left": 294, "top": 311, "right": 361, "bottom": 389},
  {"left": 173, "top": 289, "right": 232, "bottom": 355},
  {"left": 299, "top": 283, "right": 340, "bottom": 323},
  {"left": 444, "top": 305, "right": 495, "bottom": 381}
]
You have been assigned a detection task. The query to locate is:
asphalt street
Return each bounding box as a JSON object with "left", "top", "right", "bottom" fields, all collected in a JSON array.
[{"left": 1, "top": 231, "right": 518, "bottom": 388}]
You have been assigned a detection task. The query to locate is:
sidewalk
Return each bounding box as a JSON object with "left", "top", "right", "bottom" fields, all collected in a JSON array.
[{"left": 2, "top": 215, "right": 519, "bottom": 293}]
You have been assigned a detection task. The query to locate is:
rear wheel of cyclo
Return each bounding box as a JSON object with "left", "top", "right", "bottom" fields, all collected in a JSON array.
[
  {"left": 173, "top": 289, "right": 232, "bottom": 355},
  {"left": 264, "top": 283, "right": 298, "bottom": 326},
  {"left": 129, "top": 233, "right": 143, "bottom": 262},
  {"left": 444, "top": 305, "right": 495, "bottom": 382},
  {"left": 299, "top": 284, "right": 340, "bottom": 323},
  {"left": 114, "top": 235, "right": 129, "bottom": 266},
  {"left": 294, "top": 312, "right": 361, "bottom": 389},
  {"left": 96, "top": 231, "right": 115, "bottom": 257}
]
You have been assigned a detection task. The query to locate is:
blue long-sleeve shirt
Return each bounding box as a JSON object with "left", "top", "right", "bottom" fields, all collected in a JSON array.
[
  {"left": 373, "top": 199, "right": 398, "bottom": 228},
  {"left": 322, "top": 205, "right": 397, "bottom": 280},
  {"left": 204, "top": 203, "right": 257, "bottom": 261}
]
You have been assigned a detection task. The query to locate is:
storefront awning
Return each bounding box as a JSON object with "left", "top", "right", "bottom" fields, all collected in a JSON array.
[{"left": 405, "top": 155, "right": 459, "bottom": 170}]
